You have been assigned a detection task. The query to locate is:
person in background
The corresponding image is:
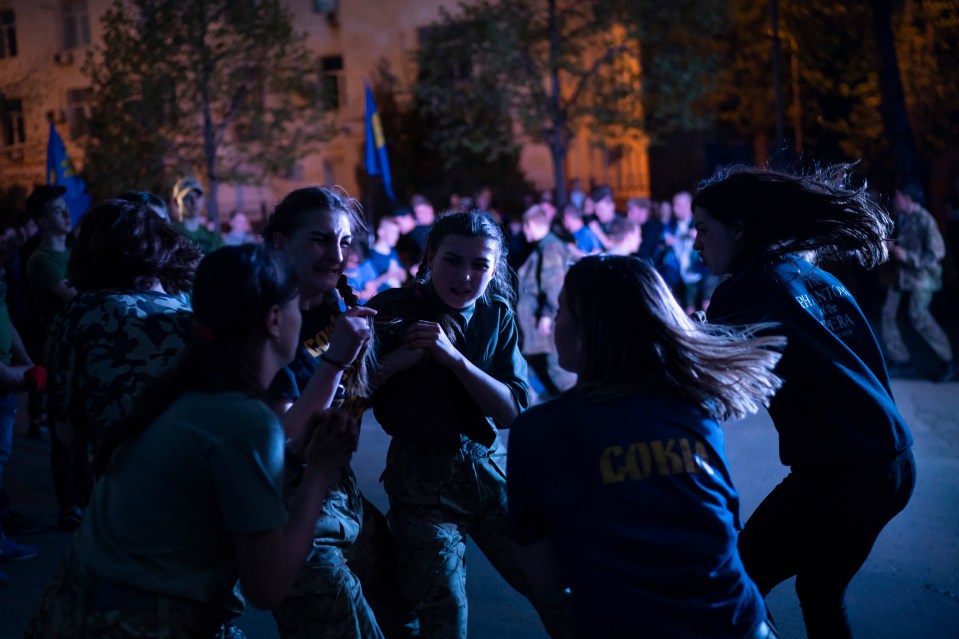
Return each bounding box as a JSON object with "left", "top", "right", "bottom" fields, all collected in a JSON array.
[
  {"left": 24, "top": 185, "right": 84, "bottom": 531},
  {"left": 354, "top": 216, "right": 407, "bottom": 302},
  {"left": 880, "top": 184, "right": 954, "bottom": 382},
  {"left": 409, "top": 194, "right": 436, "bottom": 255},
  {"left": 171, "top": 177, "right": 223, "bottom": 255},
  {"left": 567, "top": 178, "right": 587, "bottom": 211},
  {"left": 25, "top": 185, "right": 77, "bottom": 331},
  {"left": 508, "top": 255, "right": 783, "bottom": 639},
  {"left": 692, "top": 165, "right": 916, "bottom": 639},
  {"left": 0, "top": 221, "right": 44, "bottom": 583},
  {"left": 586, "top": 185, "right": 617, "bottom": 249},
  {"left": 663, "top": 191, "right": 708, "bottom": 314},
  {"left": 517, "top": 206, "right": 576, "bottom": 401},
  {"left": 223, "top": 210, "right": 258, "bottom": 246},
  {"left": 604, "top": 217, "right": 642, "bottom": 257},
  {"left": 561, "top": 205, "right": 602, "bottom": 256}
]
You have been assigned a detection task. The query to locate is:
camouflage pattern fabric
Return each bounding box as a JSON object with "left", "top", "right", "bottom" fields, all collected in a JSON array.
[
  {"left": 24, "top": 549, "right": 222, "bottom": 639},
  {"left": 274, "top": 472, "right": 417, "bottom": 639},
  {"left": 383, "top": 436, "right": 571, "bottom": 639},
  {"left": 46, "top": 289, "right": 192, "bottom": 442}
]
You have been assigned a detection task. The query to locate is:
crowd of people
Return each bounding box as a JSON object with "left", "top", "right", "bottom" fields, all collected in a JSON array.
[{"left": 0, "top": 161, "right": 952, "bottom": 639}]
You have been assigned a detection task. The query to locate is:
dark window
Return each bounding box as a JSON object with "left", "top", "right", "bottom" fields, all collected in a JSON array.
[
  {"left": 0, "top": 10, "right": 17, "bottom": 59},
  {"left": 67, "top": 88, "right": 92, "bottom": 139},
  {"left": 1, "top": 99, "right": 26, "bottom": 147},
  {"left": 62, "top": 1, "right": 91, "bottom": 49},
  {"left": 320, "top": 55, "right": 343, "bottom": 109}
]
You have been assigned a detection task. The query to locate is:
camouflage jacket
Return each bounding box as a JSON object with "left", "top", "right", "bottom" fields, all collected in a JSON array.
[
  {"left": 892, "top": 205, "right": 946, "bottom": 291},
  {"left": 47, "top": 289, "right": 193, "bottom": 441}
]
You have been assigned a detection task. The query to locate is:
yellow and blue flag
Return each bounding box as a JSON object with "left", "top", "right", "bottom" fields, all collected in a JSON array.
[
  {"left": 364, "top": 83, "right": 396, "bottom": 202},
  {"left": 47, "top": 121, "right": 91, "bottom": 224}
]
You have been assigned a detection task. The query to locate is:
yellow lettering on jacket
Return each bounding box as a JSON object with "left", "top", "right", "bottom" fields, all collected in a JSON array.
[{"left": 600, "top": 438, "right": 710, "bottom": 484}]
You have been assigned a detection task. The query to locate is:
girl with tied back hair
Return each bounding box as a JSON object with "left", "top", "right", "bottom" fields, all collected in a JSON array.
[
  {"left": 368, "top": 210, "right": 570, "bottom": 639},
  {"left": 265, "top": 186, "right": 413, "bottom": 639},
  {"left": 27, "top": 244, "right": 359, "bottom": 638},
  {"left": 508, "top": 255, "right": 783, "bottom": 639},
  {"left": 691, "top": 165, "right": 915, "bottom": 638}
]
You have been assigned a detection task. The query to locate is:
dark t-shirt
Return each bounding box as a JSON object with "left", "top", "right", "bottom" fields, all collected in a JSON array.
[
  {"left": 706, "top": 254, "right": 912, "bottom": 468},
  {"left": 367, "top": 284, "right": 530, "bottom": 448},
  {"left": 368, "top": 247, "right": 399, "bottom": 276},
  {"left": 508, "top": 389, "right": 765, "bottom": 638}
]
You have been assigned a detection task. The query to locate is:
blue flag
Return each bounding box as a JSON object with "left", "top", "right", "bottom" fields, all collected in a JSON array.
[
  {"left": 47, "top": 121, "right": 91, "bottom": 224},
  {"left": 364, "top": 83, "right": 396, "bottom": 202}
]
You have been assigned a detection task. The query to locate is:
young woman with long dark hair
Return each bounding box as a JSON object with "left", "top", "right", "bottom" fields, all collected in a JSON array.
[{"left": 691, "top": 165, "right": 916, "bottom": 639}]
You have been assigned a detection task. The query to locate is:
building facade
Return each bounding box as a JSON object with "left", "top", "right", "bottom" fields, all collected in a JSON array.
[{"left": 0, "top": 0, "right": 648, "bottom": 220}]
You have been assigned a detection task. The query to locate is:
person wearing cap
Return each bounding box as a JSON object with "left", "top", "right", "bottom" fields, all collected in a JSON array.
[{"left": 172, "top": 177, "right": 223, "bottom": 256}]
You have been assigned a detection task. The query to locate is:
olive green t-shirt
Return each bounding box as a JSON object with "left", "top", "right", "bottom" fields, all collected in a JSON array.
[
  {"left": 26, "top": 245, "right": 70, "bottom": 329},
  {"left": 71, "top": 391, "right": 289, "bottom": 603}
]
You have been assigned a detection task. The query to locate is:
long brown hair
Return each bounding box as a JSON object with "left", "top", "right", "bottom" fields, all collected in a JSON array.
[
  {"left": 564, "top": 255, "right": 784, "bottom": 421},
  {"left": 264, "top": 186, "right": 373, "bottom": 398}
]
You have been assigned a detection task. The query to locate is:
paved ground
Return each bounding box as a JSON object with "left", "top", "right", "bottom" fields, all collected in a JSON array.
[{"left": 1, "top": 375, "right": 957, "bottom": 638}]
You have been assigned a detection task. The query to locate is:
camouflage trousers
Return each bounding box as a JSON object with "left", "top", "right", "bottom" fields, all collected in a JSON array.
[
  {"left": 24, "top": 549, "right": 222, "bottom": 639},
  {"left": 881, "top": 287, "right": 953, "bottom": 364},
  {"left": 273, "top": 472, "right": 417, "bottom": 639},
  {"left": 383, "top": 436, "right": 571, "bottom": 639}
]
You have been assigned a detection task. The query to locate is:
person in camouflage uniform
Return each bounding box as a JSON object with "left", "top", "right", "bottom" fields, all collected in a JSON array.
[
  {"left": 47, "top": 198, "right": 200, "bottom": 449},
  {"left": 881, "top": 184, "right": 955, "bottom": 381},
  {"left": 515, "top": 205, "right": 576, "bottom": 401},
  {"left": 265, "top": 187, "right": 415, "bottom": 639},
  {"left": 368, "top": 211, "right": 571, "bottom": 639}
]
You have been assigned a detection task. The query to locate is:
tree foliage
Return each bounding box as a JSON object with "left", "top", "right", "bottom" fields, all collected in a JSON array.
[
  {"left": 414, "top": 0, "right": 728, "bottom": 204},
  {"left": 358, "top": 59, "right": 531, "bottom": 218},
  {"left": 714, "top": 0, "right": 959, "bottom": 187},
  {"left": 83, "top": 0, "right": 332, "bottom": 220}
]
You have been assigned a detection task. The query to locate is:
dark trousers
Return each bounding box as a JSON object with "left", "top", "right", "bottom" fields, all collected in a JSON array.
[
  {"left": 50, "top": 426, "right": 93, "bottom": 511},
  {"left": 738, "top": 449, "right": 915, "bottom": 639}
]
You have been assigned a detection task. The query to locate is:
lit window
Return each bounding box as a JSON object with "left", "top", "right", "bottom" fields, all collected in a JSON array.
[
  {"left": 0, "top": 11, "right": 17, "bottom": 59},
  {"left": 1, "top": 99, "right": 26, "bottom": 147},
  {"left": 62, "top": 1, "right": 91, "bottom": 50}
]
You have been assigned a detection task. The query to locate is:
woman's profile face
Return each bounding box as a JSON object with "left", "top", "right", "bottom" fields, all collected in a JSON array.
[
  {"left": 692, "top": 206, "right": 742, "bottom": 276},
  {"left": 553, "top": 288, "right": 581, "bottom": 374},
  {"left": 274, "top": 209, "right": 352, "bottom": 303},
  {"left": 428, "top": 234, "right": 498, "bottom": 310}
]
